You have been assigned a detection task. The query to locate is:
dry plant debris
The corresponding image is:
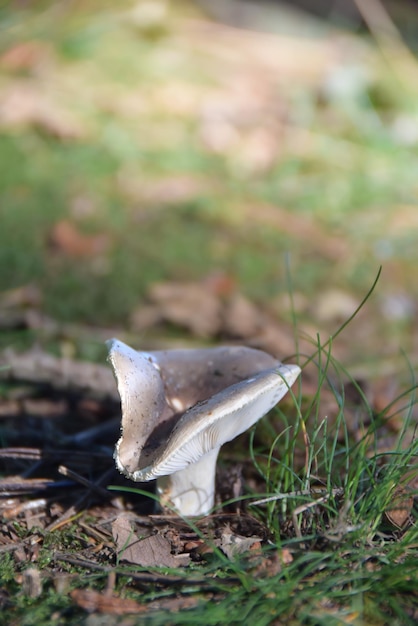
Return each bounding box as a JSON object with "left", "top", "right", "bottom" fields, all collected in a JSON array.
[
  {"left": 112, "top": 514, "right": 190, "bottom": 568},
  {"left": 0, "top": 304, "right": 416, "bottom": 620}
]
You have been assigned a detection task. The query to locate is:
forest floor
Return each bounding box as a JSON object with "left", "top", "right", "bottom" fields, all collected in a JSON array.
[{"left": 0, "top": 1, "right": 417, "bottom": 624}]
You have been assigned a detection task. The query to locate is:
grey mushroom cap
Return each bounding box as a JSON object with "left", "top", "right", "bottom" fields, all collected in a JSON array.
[
  {"left": 117, "top": 361, "right": 300, "bottom": 482},
  {"left": 107, "top": 338, "right": 301, "bottom": 515}
]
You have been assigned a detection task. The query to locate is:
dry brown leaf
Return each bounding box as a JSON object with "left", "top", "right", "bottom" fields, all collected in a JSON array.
[
  {"left": 130, "top": 304, "right": 163, "bottom": 331},
  {"left": 198, "top": 73, "right": 280, "bottom": 162},
  {"left": 248, "top": 323, "right": 298, "bottom": 359},
  {"left": 71, "top": 589, "right": 146, "bottom": 615},
  {"left": 148, "top": 595, "right": 200, "bottom": 613},
  {"left": 235, "top": 126, "right": 281, "bottom": 173},
  {"left": 131, "top": 273, "right": 236, "bottom": 333},
  {"left": 313, "top": 289, "right": 359, "bottom": 324},
  {"left": 0, "top": 84, "right": 85, "bottom": 140},
  {"left": 250, "top": 551, "right": 289, "bottom": 578},
  {"left": 384, "top": 486, "right": 414, "bottom": 529},
  {"left": 280, "top": 548, "right": 293, "bottom": 565},
  {"left": 203, "top": 271, "right": 236, "bottom": 297},
  {"left": 387, "top": 204, "right": 418, "bottom": 234},
  {"left": 183, "top": 19, "right": 339, "bottom": 85},
  {"left": 367, "top": 377, "right": 405, "bottom": 433},
  {"left": 22, "top": 568, "right": 43, "bottom": 598},
  {"left": 0, "top": 284, "right": 42, "bottom": 310},
  {"left": 147, "top": 281, "right": 222, "bottom": 337},
  {"left": 112, "top": 514, "right": 189, "bottom": 567},
  {"left": 240, "top": 203, "right": 348, "bottom": 261},
  {"left": 270, "top": 291, "right": 309, "bottom": 317},
  {"left": 0, "top": 41, "right": 49, "bottom": 72},
  {"left": 49, "top": 220, "right": 109, "bottom": 259},
  {"left": 133, "top": 278, "right": 299, "bottom": 356},
  {"left": 222, "top": 293, "right": 263, "bottom": 339},
  {"left": 122, "top": 174, "right": 209, "bottom": 206},
  {"left": 217, "top": 527, "right": 262, "bottom": 560}
]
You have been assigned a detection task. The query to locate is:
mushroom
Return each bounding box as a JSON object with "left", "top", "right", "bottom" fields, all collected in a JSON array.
[{"left": 107, "top": 339, "right": 301, "bottom": 516}]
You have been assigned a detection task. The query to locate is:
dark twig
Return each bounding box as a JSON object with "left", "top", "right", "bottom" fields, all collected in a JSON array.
[
  {"left": 54, "top": 553, "right": 238, "bottom": 587},
  {"left": 58, "top": 465, "right": 113, "bottom": 500}
]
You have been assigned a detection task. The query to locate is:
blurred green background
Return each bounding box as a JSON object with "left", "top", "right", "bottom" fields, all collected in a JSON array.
[{"left": 1, "top": 0, "right": 417, "bottom": 374}]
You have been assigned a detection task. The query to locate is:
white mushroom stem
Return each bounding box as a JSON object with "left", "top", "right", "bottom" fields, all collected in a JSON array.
[{"left": 156, "top": 448, "right": 220, "bottom": 516}]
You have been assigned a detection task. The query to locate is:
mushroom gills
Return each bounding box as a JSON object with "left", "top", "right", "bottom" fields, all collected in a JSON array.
[{"left": 133, "top": 365, "right": 300, "bottom": 481}]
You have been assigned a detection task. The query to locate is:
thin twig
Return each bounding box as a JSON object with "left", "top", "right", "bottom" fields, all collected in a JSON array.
[
  {"left": 58, "top": 465, "right": 113, "bottom": 500},
  {"left": 54, "top": 553, "right": 232, "bottom": 587},
  {"left": 0, "top": 447, "right": 111, "bottom": 463},
  {"left": 0, "top": 476, "right": 57, "bottom": 496},
  {"left": 46, "top": 467, "right": 117, "bottom": 532}
]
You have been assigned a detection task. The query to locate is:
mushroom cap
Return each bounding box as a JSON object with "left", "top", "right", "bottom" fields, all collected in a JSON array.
[
  {"left": 107, "top": 339, "right": 300, "bottom": 483},
  {"left": 107, "top": 340, "right": 171, "bottom": 475},
  {"left": 126, "top": 362, "right": 301, "bottom": 482},
  {"left": 149, "top": 345, "right": 280, "bottom": 413}
]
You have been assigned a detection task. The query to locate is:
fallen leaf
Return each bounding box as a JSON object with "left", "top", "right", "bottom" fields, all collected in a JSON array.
[
  {"left": 71, "top": 589, "right": 146, "bottom": 615},
  {"left": 217, "top": 526, "right": 262, "bottom": 560},
  {"left": 0, "top": 41, "right": 49, "bottom": 72},
  {"left": 132, "top": 278, "right": 299, "bottom": 354},
  {"left": 122, "top": 174, "right": 209, "bottom": 206},
  {"left": 222, "top": 293, "right": 263, "bottom": 338},
  {"left": 49, "top": 220, "right": 109, "bottom": 259},
  {"left": 251, "top": 548, "right": 293, "bottom": 579},
  {"left": 280, "top": 548, "right": 293, "bottom": 566},
  {"left": 147, "top": 595, "right": 200, "bottom": 612},
  {"left": 150, "top": 81, "right": 201, "bottom": 115},
  {"left": 147, "top": 281, "right": 222, "bottom": 337},
  {"left": 130, "top": 304, "right": 163, "bottom": 331},
  {"left": 368, "top": 377, "right": 405, "bottom": 433},
  {"left": 112, "top": 514, "right": 189, "bottom": 567},
  {"left": 387, "top": 204, "right": 418, "bottom": 234},
  {"left": 184, "top": 19, "right": 333, "bottom": 85},
  {"left": 235, "top": 126, "right": 281, "bottom": 173},
  {"left": 248, "top": 323, "right": 299, "bottom": 359},
  {"left": 189, "top": 542, "right": 216, "bottom": 562},
  {"left": 240, "top": 203, "right": 348, "bottom": 262},
  {"left": 203, "top": 271, "right": 236, "bottom": 297},
  {"left": 270, "top": 291, "right": 309, "bottom": 316},
  {"left": 312, "top": 289, "right": 359, "bottom": 324},
  {"left": 0, "top": 83, "right": 85, "bottom": 140},
  {"left": 0, "top": 284, "right": 42, "bottom": 309},
  {"left": 384, "top": 486, "right": 414, "bottom": 529},
  {"left": 21, "top": 568, "right": 43, "bottom": 598}
]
